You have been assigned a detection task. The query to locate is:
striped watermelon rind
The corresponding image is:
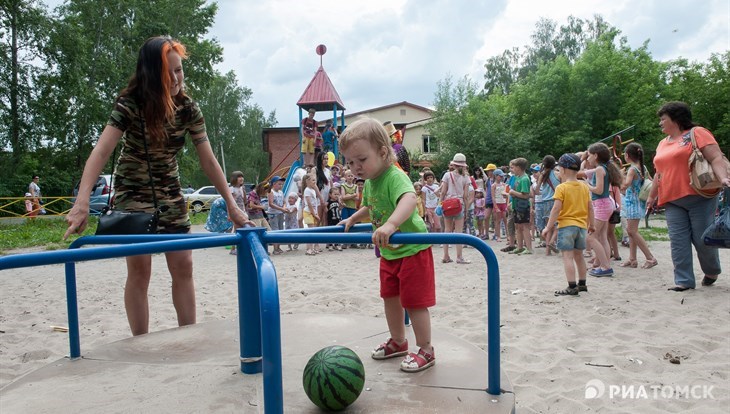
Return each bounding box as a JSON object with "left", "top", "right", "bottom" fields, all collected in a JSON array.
[{"left": 303, "top": 345, "right": 365, "bottom": 411}]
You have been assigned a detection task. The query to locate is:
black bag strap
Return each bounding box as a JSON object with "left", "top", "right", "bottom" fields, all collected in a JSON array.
[{"left": 106, "top": 117, "right": 158, "bottom": 212}]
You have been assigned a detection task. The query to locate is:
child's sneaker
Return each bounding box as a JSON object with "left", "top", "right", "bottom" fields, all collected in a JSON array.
[
  {"left": 509, "top": 248, "right": 526, "bottom": 255},
  {"left": 555, "top": 286, "right": 580, "bottom": 296},
  {"left": 372, "top": 338, "right": 408, "bottom": 360},
  {"left": 589, "top": 268, "right": 614, "bottom": 277},
  {"left": 578, "top": 285, "right": 588, "bottom": 292},
  {"left": 518, "top": 249, "right": 533, "bottom": 255},
  {"left": 400, "top": 348, "right": 435, "bottom": 372}
]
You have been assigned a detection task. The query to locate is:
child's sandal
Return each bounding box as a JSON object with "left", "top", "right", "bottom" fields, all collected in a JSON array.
[
  {"left": 400, "top": 348, "right": 435, "bottom": 372},
  {"left": 372, "top": 338, "right": 408, "bottom": 360},
  {"left": 641, "top": 258, "right": 658, "bottom": 269},
  {"left": 619, "top": 259, "right": 638, "bottom": 268},
  {"left": 554, "top": 286, "right": 580, "bottom": 296}
]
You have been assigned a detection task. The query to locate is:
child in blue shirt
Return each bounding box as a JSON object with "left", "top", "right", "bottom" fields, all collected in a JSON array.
[{"left": 339, "top": 118, "right": 436, "bottom": 373}]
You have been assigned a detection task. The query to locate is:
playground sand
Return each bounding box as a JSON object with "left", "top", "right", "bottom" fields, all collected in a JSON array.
[{"left": 1, "top": 227, "right": 728, "bottom": 413}]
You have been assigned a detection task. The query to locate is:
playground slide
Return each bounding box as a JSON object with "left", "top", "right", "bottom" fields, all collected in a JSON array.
[{"left": 282, "top": 159, "right": 303, "bottom": 197}]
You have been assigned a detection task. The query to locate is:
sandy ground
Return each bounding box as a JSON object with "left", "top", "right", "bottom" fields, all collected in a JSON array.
[{"left": 0, "top": 225, "right": 728, "bottom": 413}]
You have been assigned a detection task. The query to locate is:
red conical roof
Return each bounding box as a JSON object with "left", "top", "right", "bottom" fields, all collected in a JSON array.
[{"left": 297, "top": 65, "right": 345, "bottom": 111}]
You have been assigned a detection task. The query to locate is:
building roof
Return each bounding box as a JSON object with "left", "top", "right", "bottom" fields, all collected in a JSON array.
[
  {"left": 342, "top": 101, "right": 433, "bottom": 118},
  {"left": 318, "top": 101, "right": 433, "bottom": 126},
  {"left": 297, "top": 65, "right": 345, "bottom": 112}
]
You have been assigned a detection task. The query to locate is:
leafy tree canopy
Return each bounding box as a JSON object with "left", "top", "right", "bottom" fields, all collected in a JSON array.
[
  {"left": 0, "top": 0, "right": 276, "bottom": 198},
  {"left": 431, "top": 16, "right": 728, "bottom": 172}
]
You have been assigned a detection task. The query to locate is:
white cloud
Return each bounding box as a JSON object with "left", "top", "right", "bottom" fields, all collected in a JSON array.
[
  {"left": 40, "top": 0, "right": 729, "bottom": 126},
  {"left": 209, "top": 0, "right": 727, "bottom": 126}
]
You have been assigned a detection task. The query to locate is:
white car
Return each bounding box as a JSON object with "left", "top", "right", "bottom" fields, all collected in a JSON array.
[{"left": 183, "top": 186, "right": 222, "bottom": 213}]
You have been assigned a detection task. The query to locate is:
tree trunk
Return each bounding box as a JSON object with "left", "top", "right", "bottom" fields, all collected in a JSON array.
[{"left": 10, "top": 1, "right": 20, "bottom": 165}]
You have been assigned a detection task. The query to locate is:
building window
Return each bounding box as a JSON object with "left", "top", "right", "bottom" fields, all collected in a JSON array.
[
  {"left": 422, "top": 135, "right": 437, "bottom": 153},
  {"left": 400, "top": 109, "right": 406, "bottom": 116}
]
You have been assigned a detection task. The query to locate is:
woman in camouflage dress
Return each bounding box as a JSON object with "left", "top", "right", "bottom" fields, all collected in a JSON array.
[{"left": 65, "top": 36, "right": 250, "bottom": 336}]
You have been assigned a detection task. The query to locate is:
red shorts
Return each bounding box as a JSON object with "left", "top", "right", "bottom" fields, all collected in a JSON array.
[
  {"left": 494, "top": 202, "right": 508, "bottom": 213},
  {"left": 379, "top": 247, "right": 435, "bottom": 308}
]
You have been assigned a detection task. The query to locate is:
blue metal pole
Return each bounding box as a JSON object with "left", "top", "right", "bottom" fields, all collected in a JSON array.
[
  {"left": 237, "top": 228, "right": 262, "bottom": 374},
  {"left": 0, "top": 234, "right": 239, "bottom": 271},
  {"left": 64, "top": 262, "right": 81, "bottom": 359},
  {"left": 483, "top": 241, "right": 501, "bottom": 396},
  {"left": 249, "top": 231, "right": 283, "bottom": 414}
]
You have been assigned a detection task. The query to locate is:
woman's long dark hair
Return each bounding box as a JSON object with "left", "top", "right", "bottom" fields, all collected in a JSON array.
[
  {"left": 588, "top": 142, "right": 623, "bottom": 187},
  {"left": 473, "top": 166, "right": 483, "bottom": 180},
  {"left": 120, "top": 36, "right": 188, "bottom": 146},
  {"left": 315, "top": 151, "right": 328, "bottom": 190}
]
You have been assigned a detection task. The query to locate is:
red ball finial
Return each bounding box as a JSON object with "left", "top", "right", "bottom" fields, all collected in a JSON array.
[{"left": 316, "top": 44, "right": 327, "bottom": 56}]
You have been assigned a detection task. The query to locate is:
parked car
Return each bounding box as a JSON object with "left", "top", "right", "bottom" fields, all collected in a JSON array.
[
  {"left": 72, "top": 174, "right": 114, "bottom": 215},
  {"left": 184, "top": 186, "right": 222, "bottom": 213},
  {"left": 183, "top": 183, "right": 258, "bottom": 213}
]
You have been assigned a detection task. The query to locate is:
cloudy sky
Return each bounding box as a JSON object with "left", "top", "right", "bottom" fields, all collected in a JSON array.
[{"left": 44, "top": 0, "right": 729, "bottom": 126}]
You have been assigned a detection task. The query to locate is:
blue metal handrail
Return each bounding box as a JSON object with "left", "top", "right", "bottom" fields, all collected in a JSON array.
[{"left": 0, "top": 225, "right": 502, "bottom": 413}]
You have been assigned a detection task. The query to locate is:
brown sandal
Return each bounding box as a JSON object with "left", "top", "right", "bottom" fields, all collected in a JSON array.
[
  {"left": 641, "top": 258, "right": 658, "bottom": 269},
  {"left": 619, "top": 259, "right": 638, "bottom": 268}
]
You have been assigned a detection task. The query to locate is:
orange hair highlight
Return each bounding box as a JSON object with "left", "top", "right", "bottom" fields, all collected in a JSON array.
[{"left": 160, "top": 41, "right": 188, "bottom": 123}]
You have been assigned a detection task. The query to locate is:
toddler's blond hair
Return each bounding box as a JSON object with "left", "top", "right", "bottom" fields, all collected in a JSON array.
[{"left": 339, "top": 118, "right": 396, "bottom": 164}]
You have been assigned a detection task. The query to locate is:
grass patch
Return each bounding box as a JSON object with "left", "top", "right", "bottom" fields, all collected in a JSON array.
[
  {"left": 638, "top": 226, "right": 670, "bottom": 241},
  {"left": 189, "top": 211, "right": 208, "bottom": 226},
  {"left": 1, "top": 212, "right": 210, "bottom": 254},
  {"left": 0, "top": 216, "right": 98, "bottom": 253}
]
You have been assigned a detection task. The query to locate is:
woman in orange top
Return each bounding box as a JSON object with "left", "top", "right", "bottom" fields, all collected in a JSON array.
[{"left": 647, "top": 102, "right": 730, "bottom": 291}]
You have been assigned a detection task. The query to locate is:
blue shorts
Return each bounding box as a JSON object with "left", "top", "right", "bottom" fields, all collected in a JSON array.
[
  {"left": 341, "top": 207, "right": 357, "bottom": 220},
  {"left": 534, "top": 200, "right": 554, "bottom": 232},
  {"left": 557, "top": 226, "right": 587, "bottom": 251}
]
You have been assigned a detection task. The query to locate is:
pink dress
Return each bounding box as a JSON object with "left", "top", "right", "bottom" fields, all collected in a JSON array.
[{"left": 474, "top": 198, "right": 486, "bottom": 218}]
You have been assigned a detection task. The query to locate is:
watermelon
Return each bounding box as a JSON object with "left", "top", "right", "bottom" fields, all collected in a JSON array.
[{"left": 303, "top": 345, "right": 365, "bottom": 411}]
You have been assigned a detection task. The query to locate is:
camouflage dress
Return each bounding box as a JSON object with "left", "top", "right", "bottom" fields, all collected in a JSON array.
[{"left": 107, "top": 96, "right": 206, "bottom": 233}]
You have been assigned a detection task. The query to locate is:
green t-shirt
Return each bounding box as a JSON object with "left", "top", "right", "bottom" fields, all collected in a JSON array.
[
  {"left": 362, "top": 165, "right": 430, "bottom": 260},
  {"left": 511, "top": 173, "right": 531, "bottom": 209}
]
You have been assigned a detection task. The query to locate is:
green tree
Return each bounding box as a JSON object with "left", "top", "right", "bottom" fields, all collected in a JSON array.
[
  {"left": 662, "top": 52, "right": 730, "bottom": 150},
  {"left": 0, "top": 0, "right": 50, "bottom": 163},
  {"left": 0, "top": 1, "right": 273, "bottom": 198},
  {"left": 179, "top": 70, "right": 276, "bottom": 188},
  {"left": 430, "top": 75, "right": 532, "bottom": 168},
  {"left": 39, "top": 0, "right": 222, "bottom": 176}
]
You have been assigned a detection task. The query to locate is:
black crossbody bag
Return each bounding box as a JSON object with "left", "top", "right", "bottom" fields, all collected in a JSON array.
[{"left": 96, "top": 119, "right": 159, "bottom": 235}]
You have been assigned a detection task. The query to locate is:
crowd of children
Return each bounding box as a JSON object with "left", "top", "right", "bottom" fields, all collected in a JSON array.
[
  {"left": 202, "top": 114, "right": 669, "bottom": 375},
  {"left": 208, "top": 117, "right": 660, "bottom": 306},
  {"left": 377, "top": 143, "right": 657, "bottom": 297}
]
